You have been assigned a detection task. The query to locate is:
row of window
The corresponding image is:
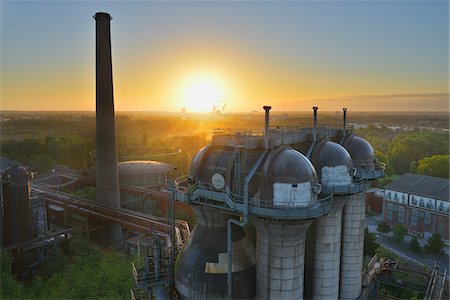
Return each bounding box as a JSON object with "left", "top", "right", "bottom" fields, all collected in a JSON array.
[{"left": 386, "top": 204, "right": 431, "bottom": 226}]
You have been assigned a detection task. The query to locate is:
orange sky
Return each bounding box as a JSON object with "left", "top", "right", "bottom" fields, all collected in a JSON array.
[{"left": 1, "top": 2, "right": 448, "bottom": 112}]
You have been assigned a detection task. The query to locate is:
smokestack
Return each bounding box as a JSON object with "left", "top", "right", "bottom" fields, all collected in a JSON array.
[
  {"left": 263, "top": 106, "right": 271, "bottom": 148},
  {"left": 342, "top": 108, "right": 347, "bottom": 137},
  {"left": 94, "top": 12, "right": 122, "bottom": 248}
]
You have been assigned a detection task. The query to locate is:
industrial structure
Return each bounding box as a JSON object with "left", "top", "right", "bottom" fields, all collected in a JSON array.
[
  {"left": 174, "top": 106, "right": 385, "bottom": 299},
  {"left": 94, "top": 12, "right": 122, "bottom": 248}
]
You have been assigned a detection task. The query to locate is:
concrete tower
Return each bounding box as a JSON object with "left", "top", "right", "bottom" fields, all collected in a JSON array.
[
  {"left": 340, "top": 134, "right": 375, "bottom": 299},
  {"left": 307, "top": 140, "right": 355, "bottom": 299},
  {"left": 94, "top": 12, "right": 122, "bottom": 248}
]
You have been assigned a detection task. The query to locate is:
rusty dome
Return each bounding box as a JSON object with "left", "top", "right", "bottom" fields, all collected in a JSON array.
[
  {"left": 261, "top": 147, "right": 319, "bottom": 208},
  {"left": 310, "top": 140, "right": 353, "bottom": 187},
  {"left": 342, "top": 134, "right": 375, "bottom": 166}
]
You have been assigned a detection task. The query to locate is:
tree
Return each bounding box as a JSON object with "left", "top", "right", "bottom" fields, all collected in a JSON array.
[
  {"left": 388, "top": 132, "right": 449, "bottom": 174},
  {"left": 409, "top": 236, "right": 421, "bottom": 252},
  {"left": 393, "top": 225, "right": 407, "bottom": 243},
  {"left": 364, "top": 227, "right": 379, "bottom": 257},
  {"left": 377, "top": 221, "right": 390, "bottom": 235},
  {"left": 417, "top": 155, "right": 450, "bottom": 179},
  {"left": 424, "top": 233, "right": 444, "bottom": 255}
]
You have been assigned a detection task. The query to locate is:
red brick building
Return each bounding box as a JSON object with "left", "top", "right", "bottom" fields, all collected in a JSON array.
[{"left": 383, "top": 174, "right": 449, "bottom": 242}]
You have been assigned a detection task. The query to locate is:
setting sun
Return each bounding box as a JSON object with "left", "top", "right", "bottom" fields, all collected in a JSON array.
[{"left": 180, "top": 74, "right": 226, "bottom": 112}]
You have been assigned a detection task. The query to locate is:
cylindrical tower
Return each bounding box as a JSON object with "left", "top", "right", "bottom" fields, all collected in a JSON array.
[
  {"left": 174, "top": 206, "right": 256, "bottom": 299},
  {"left": 307, "top": 140, "right": 354, "bottom": 299},
  {"left": 94, "top": 12, "right": 122, "bottom": 248},
  {"left": 253, "top": 148, "right": 319, "bottom": 300},
  {"left": 340, "top": 135, "right": 374, "bottom": 299},
  {"left": 0, "top": 166, "right": 33, "bottom": 247}
]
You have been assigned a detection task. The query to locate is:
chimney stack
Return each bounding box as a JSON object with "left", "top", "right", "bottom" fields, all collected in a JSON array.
[{"left": 94, "top": 12, "right": 122, "bottom": 248}]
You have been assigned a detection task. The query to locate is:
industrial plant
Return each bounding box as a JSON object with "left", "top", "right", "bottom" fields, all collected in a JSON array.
[{"left": 1, "top": 11, "right": 448, "bottom": 300}]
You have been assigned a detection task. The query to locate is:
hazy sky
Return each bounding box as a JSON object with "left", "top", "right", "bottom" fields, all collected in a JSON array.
[{"left": 1, "top": 1, "right": 448, "bottom": 112}]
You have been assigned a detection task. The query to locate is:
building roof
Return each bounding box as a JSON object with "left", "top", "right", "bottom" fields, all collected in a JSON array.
[
  {"left": 118, "top": 160, "right": 173, "bottom": 176},
  {"left": 385, "top": 173, "right": 449, "bottom": 201}
]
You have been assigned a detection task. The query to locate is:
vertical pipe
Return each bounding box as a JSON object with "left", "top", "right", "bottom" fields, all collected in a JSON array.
[
  {"left": 313, "top": 106, "right": 318, "bottom": 143},
  {"left": 263, "top": 106, "right": 271, "bottom": 149},
  {"left": 307, "top": 107, "right": 318, "bottom": 158},
  {"left": 94, "top": 12, "right": 122, "bottom": 248},
  {"left": 343, "top": 108, "right": 347, "bottom": 137}
]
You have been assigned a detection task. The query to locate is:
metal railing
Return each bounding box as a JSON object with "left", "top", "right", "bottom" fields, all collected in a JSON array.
[{"left": 174, "top": 177, "right": 333, "bottom": 219}]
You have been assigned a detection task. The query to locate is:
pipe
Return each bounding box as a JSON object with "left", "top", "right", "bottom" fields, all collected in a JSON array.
[
  {"left": 263, "top": 106, "right": 271, "bottom": 149},
  {"left": 343, "top": 107, "right": 347, "bottom": 137},
  {"left": 227, "top": 150, "right": 268, "bottom": 298},
  {"left": 306, "top": 106, "right": 318, "bottom": 158}
]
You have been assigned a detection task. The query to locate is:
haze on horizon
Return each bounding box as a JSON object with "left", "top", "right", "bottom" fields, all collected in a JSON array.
[{"left": 1, "top": 1, "right": 448, "bottom": 112}]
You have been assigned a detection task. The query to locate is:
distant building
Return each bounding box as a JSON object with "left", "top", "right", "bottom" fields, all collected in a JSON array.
[
  {"left": 383, "top": 174, "right": 450, "bottom": 242},
  {"left": 366, "top": 188, "right": 384, "bottom": 214}
]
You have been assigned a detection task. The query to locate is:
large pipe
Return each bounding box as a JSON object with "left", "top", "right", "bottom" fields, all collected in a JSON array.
[
  {"left": 263, "top": 106, "right": 271, "bottom": 149},
  {"left": 94, "top": 12, "right": 122, "bottom": 248}
]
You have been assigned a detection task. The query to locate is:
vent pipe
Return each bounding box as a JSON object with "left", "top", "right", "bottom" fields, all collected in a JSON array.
[
  {"left": 313, "top": 106, "right": 318, "bottom": 142},
  {"left": 307, "top": 106, "right": 318, "bottom": 158},
  {"left": 263, "top": 106, "right": 271, "bottom": 148},
  {"left": 94, "top": 12, "right": 122, "bottom": 248},
  {"left": 343, "top": 107, "right": 347, "bottom": 137}
]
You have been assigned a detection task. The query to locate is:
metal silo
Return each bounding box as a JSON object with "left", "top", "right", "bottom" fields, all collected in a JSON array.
[{"left": 0, "top": 165, "right": 33, "bottom": 247}]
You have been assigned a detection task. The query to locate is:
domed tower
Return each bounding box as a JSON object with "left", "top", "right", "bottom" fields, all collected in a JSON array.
[
  {"left": 252, "top": 147, "right": 322, "bottom": 300},
  {"left": 305, "top": 140, "right": 357, "bottom": 299},
  {"left": 340, "top": 134, "right": 375, "bottom": 299},
  {"left": 174, "top": 145, "right": 257, "bottom": 299},
  {"left": 342, "top": 134, "right": 375, "bottom": 180}
]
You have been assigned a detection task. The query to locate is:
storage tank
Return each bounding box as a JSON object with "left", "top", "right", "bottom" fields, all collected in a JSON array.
[
  {"left": 175, "top": 146, "right": 257, "bottom": 299},
  {"left": 252, "top": 147, "right": 318, "bottom": 300},
  {"left": 174, "top": 206, "right": 256, "bottom": 299},
  {"left": 340, "top": 134, "right": 374, "bottom": 299},
  {"left": 305, "top": 140, "right": 355, "bottom": 299},
  {"left": 0, "top": 165, "right": 33, "bottom": 247},
  {"left": 118, "top": 160, "right": 172, "bottom": 213}
]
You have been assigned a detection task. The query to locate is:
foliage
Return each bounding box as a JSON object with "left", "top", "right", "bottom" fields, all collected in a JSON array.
[
  {"left": 0, "top": 251, "right": 26, "bottom": 299},
  {"left": 409, "top": 236, "right": 421, "bottom": 252},
  {"left": 393, "top": 224, "right": 408, "bottom": 243},
  {"left": 374, "top": 149, "right": 393, "bottom": 176},
  {"left": 388, "top": 132, "right": 449, "bottom": 174},
  {"left": 377, "top": 221, "right": 391, "bottom": 234},
  {"left": 364, "top": 227, "right": 379, "bottom": 257},
  {"left": 0, "top": 234, "right": 134, "bottom": 299},
  {"left": 416, "top": 155, "right": 450, "bottom": 179},
  {"left": 424, "top": 233, "right": 444, "bottom": 255}
]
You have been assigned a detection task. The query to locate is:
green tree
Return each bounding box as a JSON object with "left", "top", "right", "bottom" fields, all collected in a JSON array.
[
  {"left": 377, "top": 221, "right": 390, "bottom": 235},
  {"left": 393, "top": 225, "right": 408, "bottom": 243},
  {"left": 417, "top": 155, "right": 450, "bottom": 179},
  {"left": 0, "top": 251, "right": 26, "bottom": 299},
  {"left": 409, "top": 161, "right": 418, "bottom": 173},
  {"left": 424, "top": 233, "right": 444, "bottom": 255},
  {"left": 409, "top": 236, "right": 421, "bottom": 252},
  {"left": 364, "top": 227, "right": 379, "bottom": 257},
  {"left": 388, "top": 132, "right": 449, "bottom": 174}
]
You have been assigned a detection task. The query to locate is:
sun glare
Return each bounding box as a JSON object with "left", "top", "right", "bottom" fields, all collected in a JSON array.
[{"left": 181, "top": 74, "right": 226, "bottom": 113}]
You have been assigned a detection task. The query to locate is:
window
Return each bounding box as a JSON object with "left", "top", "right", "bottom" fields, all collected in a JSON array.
[
  {"left": 387, "top": 204, "right": 393, "bottom": 221},
  {"left": 411, "top": 209, "right": 418, "bottom": 227},
  {"left": 424, "top": 212, "right": 431, "bottom": 225},
  {"left": 398, "top": 206, "right": 404, "bottom": 224}
]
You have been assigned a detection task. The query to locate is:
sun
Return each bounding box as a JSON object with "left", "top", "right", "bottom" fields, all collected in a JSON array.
[{"left": 181, "top": 74, "right": 225, "bottom": 112}]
